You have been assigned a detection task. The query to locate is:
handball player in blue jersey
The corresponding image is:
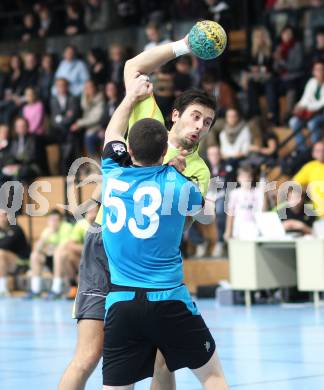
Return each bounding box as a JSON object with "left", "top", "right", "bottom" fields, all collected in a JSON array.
[{"left": 101, "top": 74, "right": 227, "bottom": 389}]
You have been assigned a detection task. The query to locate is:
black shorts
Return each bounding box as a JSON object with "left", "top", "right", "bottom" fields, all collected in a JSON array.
[
  {"left": 102, "top": 284, "right": 215, "bottom": 386},
  {"left": 73, "top": 223, "right": 110, "bottom": 320},
  {"left": 45, "top": 255, "right": 53, "bottom": 271}
]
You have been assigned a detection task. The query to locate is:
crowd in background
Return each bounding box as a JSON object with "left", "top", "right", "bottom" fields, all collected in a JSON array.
[{"left": 0, "top": 0, "right": 323, "bottom": 297}]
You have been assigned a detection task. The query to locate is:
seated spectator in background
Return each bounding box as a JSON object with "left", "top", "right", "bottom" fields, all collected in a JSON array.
[
  {"left": 245, "top": 125, "right": 279, "bottom": 167},
  {"left": 289, "top": 61, "right": 324, "bottom": 150},
  {"left": 0, "top": 117, "right": 43, "bottom": 184},
  {"left": 203, "top": 0, "right": 232, "bottom": 31},
  {"left": 0, "top": 125, "right": 10, "bottom": 177},
  {"left": 36, "top": 4, "right": 60, "bottom": 38},
  {"left": 64, "top": 1, "right": 86, "bottom": 36},
  {"left": 171, "top": 0, "right": 208, "bottom": 21},
  {"left": 219, "top": 109, "right": 251, "bottom": 167},
  {"left": 22, "top": 87, "right": 45, "bottom": 136},
  {"left": 173, "top": 55, "right": 194, "bottom": 97},
  {"left": 0, "top": 209, "right": 30, "bottom": 296},
  {"left": 140, "top": 0, "right": 170, "bottom": 24},
  {"left": 273, "top": 25, "right": 304, "bottom": 116},
  {"left": 309, "top": 28, "right": 324, "bottom": 65},
  {"left": 293, "top": 139, "right": 324, "bottom": 217},
  {"left": 201, "top": 72, "right": 238, "bottom": 118},
  {"left": 84, "top": 0, "right": 109, "bottom": 32},
  {"left": 25, "top": 209, "right": 73, "bottom": 299},
  {"left": 100, "top": 81, "right": 121, "bottom": 133},
  {"left": 7, "top": 54, "right": 24, "bottom": 97},
  {"left": 113, "top": 0, "right": 140, "bottom": 26},
  {"left": 49, "top": 78, "right": 80, "bottom": 174},
  {"left": 152, "top": 64, "right": 175, "bottom": 121},
  {"left": 37, "top": 53, "right": 55, "bottom": 112},
  {"left": 276, "top": 189, "right": 316, "bottom": 236},
  {"left": 48, "top": 205, "right": 98, "bottom": 299},
  {"left": 244, "top": 26, "right": 278, "bottom": 124},
  {"left": 54, "top": 45, "right": 89, "bottom": 97},
  {"left": 206, "top": 145, "right": 230, "bottom": 257},
  {"left": 144, "top": 22, "right": 171, "bottom": 51},
  {"left": 107, "top": 43, "right": 125, "bottom": 89},
  {"left": 70, "top": 80, "right": 104, "bottom": 161},
  {"left": 87, "top": 48, "right": 108, "bottom": 87},
  {"left": 0, "top": 67, "right": 8, "bottom": 101},
  {"left": 224, "top": 165, "right": 265, "bottom": 240},
  {"left": 304, "top": 0, "right": 324, "bottom": 48},
  {"left": 20, "top": 52, "right": 39, "bottom": 96},
  {"left": 20, "top": 12, "right": 38, "bottom": 42}
]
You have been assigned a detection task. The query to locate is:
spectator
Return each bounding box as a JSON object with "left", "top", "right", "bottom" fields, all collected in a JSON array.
[
  {"left": 113, "top": 0, "right": 140, "bottom": 26},
  {"left": 0, "top": 209, "right": 30, "bottom": 296},
  {"left": 0, "top": 66, "right": 8, "bottom": 101},
  {"left": 144, "top": 22, "right": 171, "bottom": 51},
  {"left": 206, "top": 145, "right": 230, "bottom": 257},
  {"left": 203, "top": 0, "right": 232, "bottom": 31},
  {"left": 244, "top": 26, "right": 278, "bottom": 123},
  {"left": 139, "top": 0, "right": 169, "bottom": 24},
  {"left": 273, "top": 25, "right": 304, "bottom": 116},
  {"left": 309, "top": 28, "right": 324, "bottom": 68},
  {"left": 7, "top": 54, "right": 24, "bottom": 96},
  {"left": 47, "top": 205, "right": 98, "bottom": 299},
  {"left": 25, "top": 209, "right": 73, "bottom": 299},
  {"left": 22, "top": 87, "right": 45, "bottom": 136},
  {"left": 64, "top": 1, "right": 86, "bottom": 36},
  {"left": 224, "top": 165, "right": 265, "bottom": 240},
  {"left": 276, "top": 189, "right": 316, "bottom": 235},
  {"left": 20, "top": 12, "right": 38, "bottom": 42},
  {"left": 304, "top": 0, "right": 324, "bottom": 47},
  {"left": 173, "top": 55, "right": 194, "bottom": 97},
  {"left": 84, "top": 0, "right": 109, "bottom": 32},
  {"left": 246, "top": 125, "right": 279, "bottom": 167},
  {"left": 152, "top": 64, "right": 175, "bottom": 120},
  {"left": 219, "top": 108, "right": 251, "bottom": 162},
  {"left": 293, "top": 140, "right": 324, "bottom": 217},
  {"left": 171, "top": 0, "right": 207, "bottom": 21},
  {"left": 49, "top": 78, "right": 80, "bottom": 174},
  {"left": 201, "top": 72, "right": 238, "bottom": 118},
  {"left": 70, "top": 80, "right": 104, "bottom": 160},
  {"left": 288, "top": 61, "right": 324, "bottom": 150},
  {"left": 100, "top": 81, "right": 121, "bottom": 131},
  {"left": 87, "top": 48, "right": 108, "bottom": 87},
  {"left": 37, "top": 53, "right": 55, "bottom": 111},
  {"left": 36, "top": 4, "right": 60, "bottom": 37},
  {"left": 0, "top": 125, "right": 10, "bottom": 177},
  {"left": 107, "top": 43, "right": 125, "bottom": 88},
  {"left": 54, "top": 45, "right": 89, "bottom": 97},
  {"left": 20, "top": 52, "right": 39, "bottom": 95},
  {"left": 0, "top": 117, "right": 43, "bottom": 184}
]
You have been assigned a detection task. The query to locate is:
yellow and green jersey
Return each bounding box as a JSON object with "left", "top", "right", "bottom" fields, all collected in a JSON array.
[
  {"left": 40, "top": 221, "right": 73, "bottom": 246},
  {"left": 95, "top": 95, "right": 210, "bottom": 224},
  {"left": 69, "top": 218, "right": 90, "bottom": 244}
]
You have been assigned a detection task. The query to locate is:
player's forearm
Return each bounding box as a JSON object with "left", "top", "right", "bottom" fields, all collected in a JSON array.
[
  {"left": 124, "top": 43, "right": 176, "bottom": 88},
  {"left": 104, "top": 95, "right": 136, "bottom": 146}
]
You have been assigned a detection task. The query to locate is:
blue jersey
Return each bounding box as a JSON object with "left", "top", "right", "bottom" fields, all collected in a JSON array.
[{"left": 101, "top": 141, "right": 203, "bottom": 289}]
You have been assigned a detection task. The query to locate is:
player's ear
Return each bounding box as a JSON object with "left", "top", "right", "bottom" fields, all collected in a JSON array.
[
  {"left": 171, "top": 109, "right": 180, "bottom": 123},
  {"left": 161, "top": 145, "right": 168, "bottom": 158},
  {"left": 128, "top": 146, "right": 134, "bottom": 160}
]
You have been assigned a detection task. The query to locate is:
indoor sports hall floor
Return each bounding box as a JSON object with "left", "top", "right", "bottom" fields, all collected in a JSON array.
[{"left": 1, "top": 298, "right": 324, "bottom": 390}]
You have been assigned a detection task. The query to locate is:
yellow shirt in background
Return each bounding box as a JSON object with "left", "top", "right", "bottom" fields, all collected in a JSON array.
[
  {"left": 69, "top": 219, "right": 90, "bottom": 244},
  {"left": 40, "top": 221, "right": 73, "bottom": 246},
  {"left": 293, "top": 160, "right": 324, "bottom": 217}
]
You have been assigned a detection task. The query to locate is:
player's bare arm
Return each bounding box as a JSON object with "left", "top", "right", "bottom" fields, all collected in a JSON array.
[{"left": 104, "top": 73, "right": 153, "bottom": 147}]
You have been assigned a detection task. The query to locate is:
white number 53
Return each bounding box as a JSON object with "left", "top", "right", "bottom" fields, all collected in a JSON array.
[{"left": 104, "top": 178, "right": 162, "bottom": 239}]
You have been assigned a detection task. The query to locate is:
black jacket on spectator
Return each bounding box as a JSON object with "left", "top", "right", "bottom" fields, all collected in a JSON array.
[
  {"left": 19, "top": 68, "right": 39, "bottom": 96},
  {"left": 37, "top": 70, "right": 55, "bottom": 110},
  {"left": 0, "top": 71, "right": 8, "bottom": 100},
  {"left": 0, "top": 224, "right": 30, "bottom": 259}
]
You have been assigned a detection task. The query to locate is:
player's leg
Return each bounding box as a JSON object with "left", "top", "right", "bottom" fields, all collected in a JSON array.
[
  {"left": 29, "top": 250, "right": 46, "bottom": 295},
  {"left": 59, "top": 225, "right": 109, "bottom": 388},
  {"left": 150, "top": 350, "right": 176, "bottom": 390},
  {"left": 0, "top": 249, "right": 18, "bottom": 295},
  {"left": 58, "top": 319, "right": 104, "bottom": 390},
  {"left": 50, "top": 242, "right": 67, "bottom": 296},
  {"left": 192, "top": 351, "right": 228, "bottom": 390}
]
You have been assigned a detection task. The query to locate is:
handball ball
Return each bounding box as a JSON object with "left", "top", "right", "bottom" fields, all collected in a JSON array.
[{"left": 188, "top": 20, "right": 227, "bottom": 60}]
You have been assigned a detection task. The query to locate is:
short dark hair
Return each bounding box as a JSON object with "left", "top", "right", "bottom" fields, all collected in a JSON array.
[
  {"left": 47, "top": 208, "right": 62, "bottom": 218},
  {"left": 173, "top": 88, "right": 217, "bottom": 125},
  {"left": 128, "top": 118, "right": 168, "bottom": 165}
]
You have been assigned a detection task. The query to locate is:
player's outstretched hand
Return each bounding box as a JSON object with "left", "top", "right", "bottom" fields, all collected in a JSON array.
[
  {"left": 126, "top": 72, "right": 153, "bottom": 103},
  {"left": 168, "top": 147, "right": 189, "bottom": 173}
]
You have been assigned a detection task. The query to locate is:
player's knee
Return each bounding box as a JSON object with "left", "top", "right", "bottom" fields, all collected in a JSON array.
[
  {"left": 74, "top": 347, "right": 101, "bottom": 374},
  {"left": 204, "top": 375, "right": 228, "bottom": 390}
]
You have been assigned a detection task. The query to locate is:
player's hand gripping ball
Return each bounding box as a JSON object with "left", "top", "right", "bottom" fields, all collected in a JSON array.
[{"left": 188, "top": 20, "right": 227, "bottom": 60}]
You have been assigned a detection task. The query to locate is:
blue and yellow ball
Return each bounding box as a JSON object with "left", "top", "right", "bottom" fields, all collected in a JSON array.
[{"left": 188, "top": 20, "right": 227, "bottom": 60}]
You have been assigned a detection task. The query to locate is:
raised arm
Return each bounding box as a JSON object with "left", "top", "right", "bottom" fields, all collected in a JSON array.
[
  {"left": 124, "top": 37, "right": 189, "bottom": 89},
  {"left": 104, "top": 73, "right": 153, "bottom": 148}
]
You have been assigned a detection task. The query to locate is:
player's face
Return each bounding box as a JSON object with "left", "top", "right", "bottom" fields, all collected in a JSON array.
[{"left": 172, "top": 103, "right": 215, "bottom": 150}]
